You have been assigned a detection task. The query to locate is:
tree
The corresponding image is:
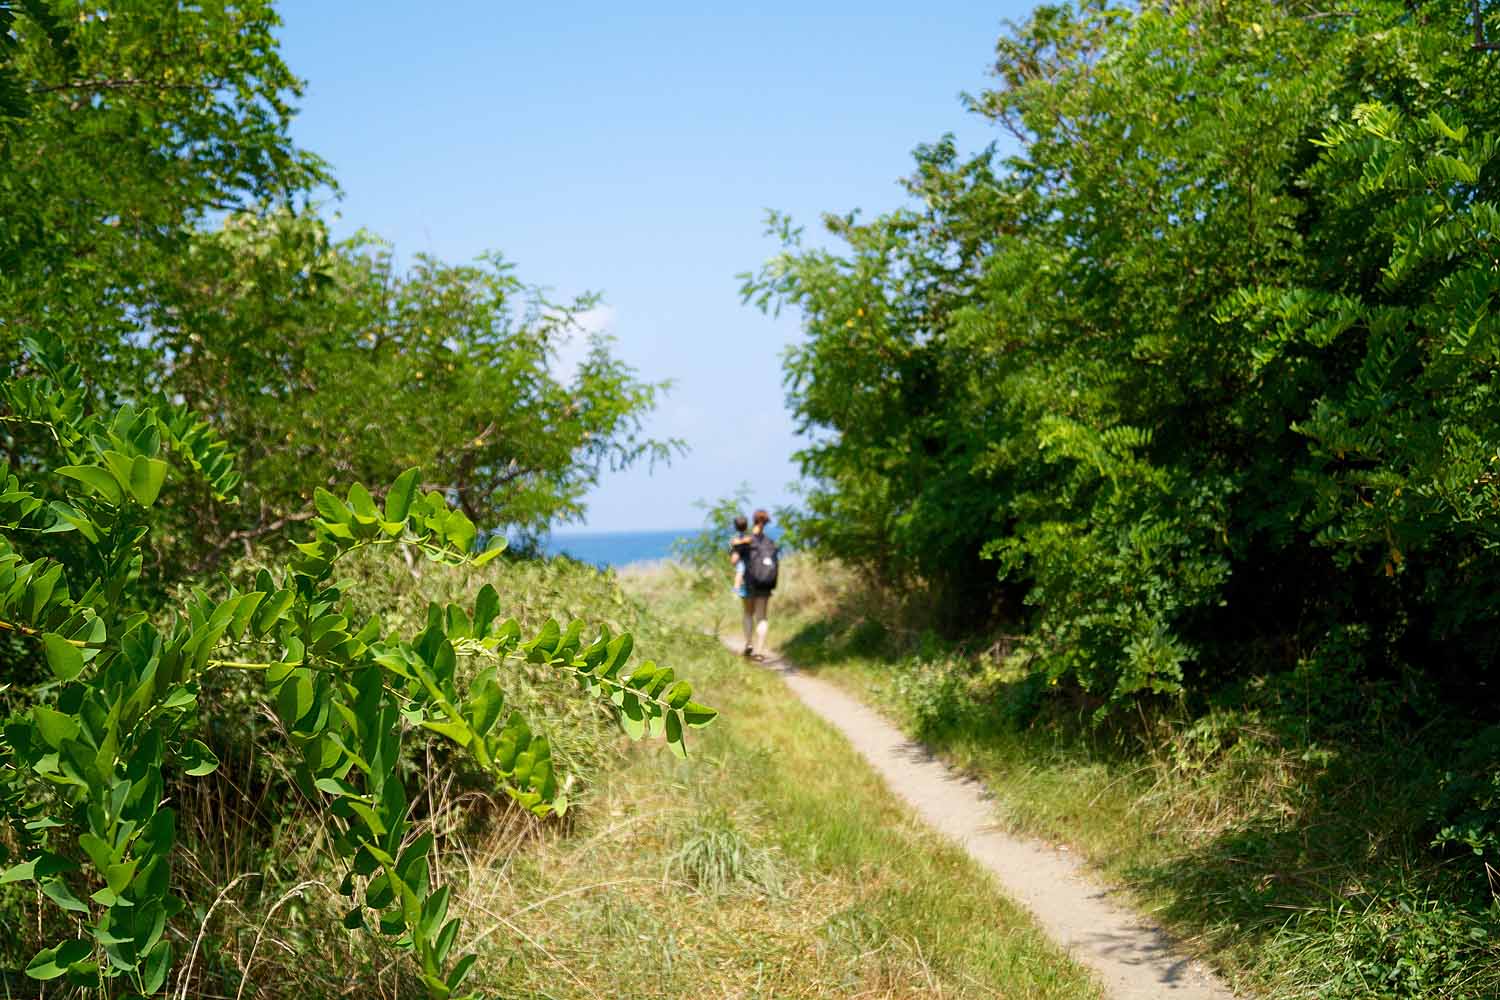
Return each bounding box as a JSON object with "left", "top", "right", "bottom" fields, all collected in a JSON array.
[
  {"left": 0, "top": 0, "right": 329, "bottom": 388},
  {"left": 746, "top": 0, "right": 1500, "bottom": 701},
  {"left": 148, "top": 212, "right": 678, "bottom": 561},
  {"left": 1, "top": 3, "right": 676, "bottom": 585}
]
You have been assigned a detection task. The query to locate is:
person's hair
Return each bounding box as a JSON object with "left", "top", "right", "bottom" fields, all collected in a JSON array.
[
  {"left": 733, "top": 515, "right": 748, "bottom": 532},
  {"left": 752, "top": 509, "right": 771, "bottom": 527}
]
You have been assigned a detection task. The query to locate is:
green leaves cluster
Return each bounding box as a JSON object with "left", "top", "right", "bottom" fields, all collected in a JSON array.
[
  {"left": 1, "top": 1, "right": 674, "bottom": 586},
  {"left": 745, "top": 0, "right": 1500, "bottom": 702},
  {"left": 0, "top": 0, "right": 75, "bottom": 122},
  {"left": 0, "top": 4, "right": 708, "bottom": 994},
  {"left": 0, "top": 366, "right": 716, "bottom": 997},
  {"left": 144, "top": 222, "right": 680, "bottom": 549}
]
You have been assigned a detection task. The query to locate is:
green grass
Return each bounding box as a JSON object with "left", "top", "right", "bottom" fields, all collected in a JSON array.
[
  {"left": 0, "top": 553, "right": 1101, "bottom": 999},
  {"left": 626, "top": 556, "right": 1500, "bottom": 1000},
  {"left": 456, "top": 566, "right": 1102, "bottom": 999}
]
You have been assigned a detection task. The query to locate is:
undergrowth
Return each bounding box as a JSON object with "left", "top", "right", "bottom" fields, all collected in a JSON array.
[
  {"left": 666, "top": 807, "right": 785, "bottom": 898},
  {"left": 637, "top": 555, "right": 1500, "bottom": 1000},
  {"left": 3, "top": 551, "right": 1103, "bottom": 998}
]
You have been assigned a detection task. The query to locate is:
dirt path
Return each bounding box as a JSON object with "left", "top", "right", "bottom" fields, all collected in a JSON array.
[{"left": 727, "top": 640, "right": 1238, "bottom": 1000}]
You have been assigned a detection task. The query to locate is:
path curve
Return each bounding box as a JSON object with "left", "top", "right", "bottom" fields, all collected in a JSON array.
[{"left": 728, "top": 640, "right": 1238, "bottom": 1000}]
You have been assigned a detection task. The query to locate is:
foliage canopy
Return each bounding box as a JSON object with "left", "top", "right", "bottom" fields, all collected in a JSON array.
[
  {"left": 1, "top": 0, "right": 674, "bottom": 586},
  {"left": 746, "top": 0, "right": 1500, "bottom": 705}
]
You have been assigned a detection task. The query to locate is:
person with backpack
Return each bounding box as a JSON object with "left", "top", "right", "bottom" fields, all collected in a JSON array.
[{"left": 740, "top": 508, "right": 779, "bottom": 658}]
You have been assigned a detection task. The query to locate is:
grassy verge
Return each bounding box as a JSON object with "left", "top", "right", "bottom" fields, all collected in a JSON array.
[
  {"left": 456, "top": 588, "right": 1101, "bottom": 999},
  {"left": 625, "top": 556, "right": 1500, "bottom": 1000},
  {"left": 0, "top": 553, "right": 1101, "bottom": 998}
]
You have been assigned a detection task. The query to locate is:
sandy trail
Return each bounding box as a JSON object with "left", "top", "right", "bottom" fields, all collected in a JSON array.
[{"left": 727, "top": 639, "right": 1238, "bottom": 1000}]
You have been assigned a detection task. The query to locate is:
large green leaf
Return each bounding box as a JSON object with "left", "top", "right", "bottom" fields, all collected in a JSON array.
[
  {"left": 385, "top": 467, "right": 421, "bottom": 523},
  {"left": 127, "top": 456, "right": 169, "bottom": 506},
  {"left": 31, "top": 705, "right": 79, "bottom": 749},
  {"left": 0, "top": 853, "right": 76, "bottom": 885},
  {"left": 347, "top": 482, "right": 380, "bottom": 522},
  {"left": 141, "top": 940, "right": 172, "bottom": 995},
  {"left": 55, "top": 465, "right": 122, "bottom": 504},
  {"left": 179, "top": 739, "right": 220, "bottom": 776},
  {"left": 40, "top": 878, "right": 89, "bottom": 913},
  {"left": 314, "top": 487, "right": 352, "bottom": 524},
  {"left": 25, "top": 939, "right": 90, "bottom": 981}
]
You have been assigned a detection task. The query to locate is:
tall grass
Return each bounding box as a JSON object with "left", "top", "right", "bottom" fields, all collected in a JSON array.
[
  {"left": 628, "top": 557, "right": 1500, "bottom": 1000},
  {"left": 3, "top": 552, "right": 1103, "bottom": 998}
]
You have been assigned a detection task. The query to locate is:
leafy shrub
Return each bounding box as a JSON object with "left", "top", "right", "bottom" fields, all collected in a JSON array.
[
  {"left": 1431, "top": 726, "right": 1500, "bottom": 863},
  {"left": 893, "top": 657, "right": 983, "bottom": 741},
  {"left": 745, "top": 0, "right": 1500, "bottom": 707},
  {"left": 0, "top": 358, "right": 717, "bottom": 997},
  {"left": 1282, "top": 888, "right": 1500, "bottom": 1000}
]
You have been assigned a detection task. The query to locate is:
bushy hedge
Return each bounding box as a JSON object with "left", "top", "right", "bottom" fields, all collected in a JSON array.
[{"left": 746, "top": 0, "right": 1500, "bottom": 705}]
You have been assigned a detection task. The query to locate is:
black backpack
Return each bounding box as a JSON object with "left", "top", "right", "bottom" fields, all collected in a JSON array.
[{"left": 746, "top": 534, "right": 779, "bottom": 591}]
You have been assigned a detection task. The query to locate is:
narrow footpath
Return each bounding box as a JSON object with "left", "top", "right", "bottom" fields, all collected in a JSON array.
[{"left": 727, "top": 639, "right": 1239, "bottom": 1000}]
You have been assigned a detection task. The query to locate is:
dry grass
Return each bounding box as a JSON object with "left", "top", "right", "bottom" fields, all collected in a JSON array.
[
  {"left": 438, "top": 622, "right": 1101, "bottom": 999},
  {"left": 0, "top": 554, "right": 1102, "bottom": 999},
  {"left": 666, "top": 556, "right": 1500, "bottom": 1000}
]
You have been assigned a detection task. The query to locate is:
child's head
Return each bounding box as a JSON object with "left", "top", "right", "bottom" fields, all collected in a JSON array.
[{"left": 733, "top": 515, "right": 749, "bottom": 533}]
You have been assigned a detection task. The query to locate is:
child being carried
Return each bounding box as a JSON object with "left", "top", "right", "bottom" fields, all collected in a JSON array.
[{"left": 729, "top": 515, "right": 753, "bottom": 598}]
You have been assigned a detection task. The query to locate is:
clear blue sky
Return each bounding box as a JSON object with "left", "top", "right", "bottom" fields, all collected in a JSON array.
[{"left": 275, "top": 2, "right": 1032, "bottom": 532}]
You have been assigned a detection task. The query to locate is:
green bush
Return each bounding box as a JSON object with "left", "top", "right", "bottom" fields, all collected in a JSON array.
[
  {"left": 1432, "top": 726, "right": 1500, "bottom": 863},
  {"left": 744, "top": 0, "right": 1500, "bottom": 707},
  {"left": 0, "top": 355, "right": 716, "bottom": 997}
]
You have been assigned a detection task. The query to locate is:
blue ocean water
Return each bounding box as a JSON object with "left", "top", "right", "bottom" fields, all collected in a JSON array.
[{"left": 543, "top": 529, "right": 695, "bottom": 569}]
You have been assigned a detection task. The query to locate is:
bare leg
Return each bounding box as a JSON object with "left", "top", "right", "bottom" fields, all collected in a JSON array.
[
  {"left": 741, "top": 597, "right": 755, "bottom": 654},
  {"left": 752, "top": 596, "right": 770, "bottom": 656}
]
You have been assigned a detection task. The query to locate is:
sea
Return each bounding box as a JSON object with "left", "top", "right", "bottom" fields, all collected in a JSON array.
[{"left": 542, "top": 529, "right": 694, "bottom": 569}]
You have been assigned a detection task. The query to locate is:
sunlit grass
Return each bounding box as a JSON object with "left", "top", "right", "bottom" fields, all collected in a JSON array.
[
  {"left": 454, "top": 620, "right": 1102, "bottom": 999},
  {"left": 101, "top": 555, "right": 1101, "bottom": 999},
  {"left": 630, "top": 557, "right": 1500, "bottom": 1000}
]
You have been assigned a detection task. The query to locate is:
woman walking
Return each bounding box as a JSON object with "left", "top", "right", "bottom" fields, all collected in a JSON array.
[{"left": 738, "top": 509, "right": 779, "bottom": 658}]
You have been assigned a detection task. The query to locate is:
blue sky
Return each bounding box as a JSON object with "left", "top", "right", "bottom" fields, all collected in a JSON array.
[{"left": 276, "top": 2, "right": 1032, "bottom": 532}]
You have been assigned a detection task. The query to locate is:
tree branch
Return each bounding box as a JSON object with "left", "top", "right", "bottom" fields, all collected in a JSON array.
[{"left": 33, "top": 78, "right": 218, "bottom": 96}]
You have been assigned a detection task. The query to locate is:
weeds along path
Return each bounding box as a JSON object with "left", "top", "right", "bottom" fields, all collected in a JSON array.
[{"left": 727, "top": 638, "right": 1239, "bottom": 1000}]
